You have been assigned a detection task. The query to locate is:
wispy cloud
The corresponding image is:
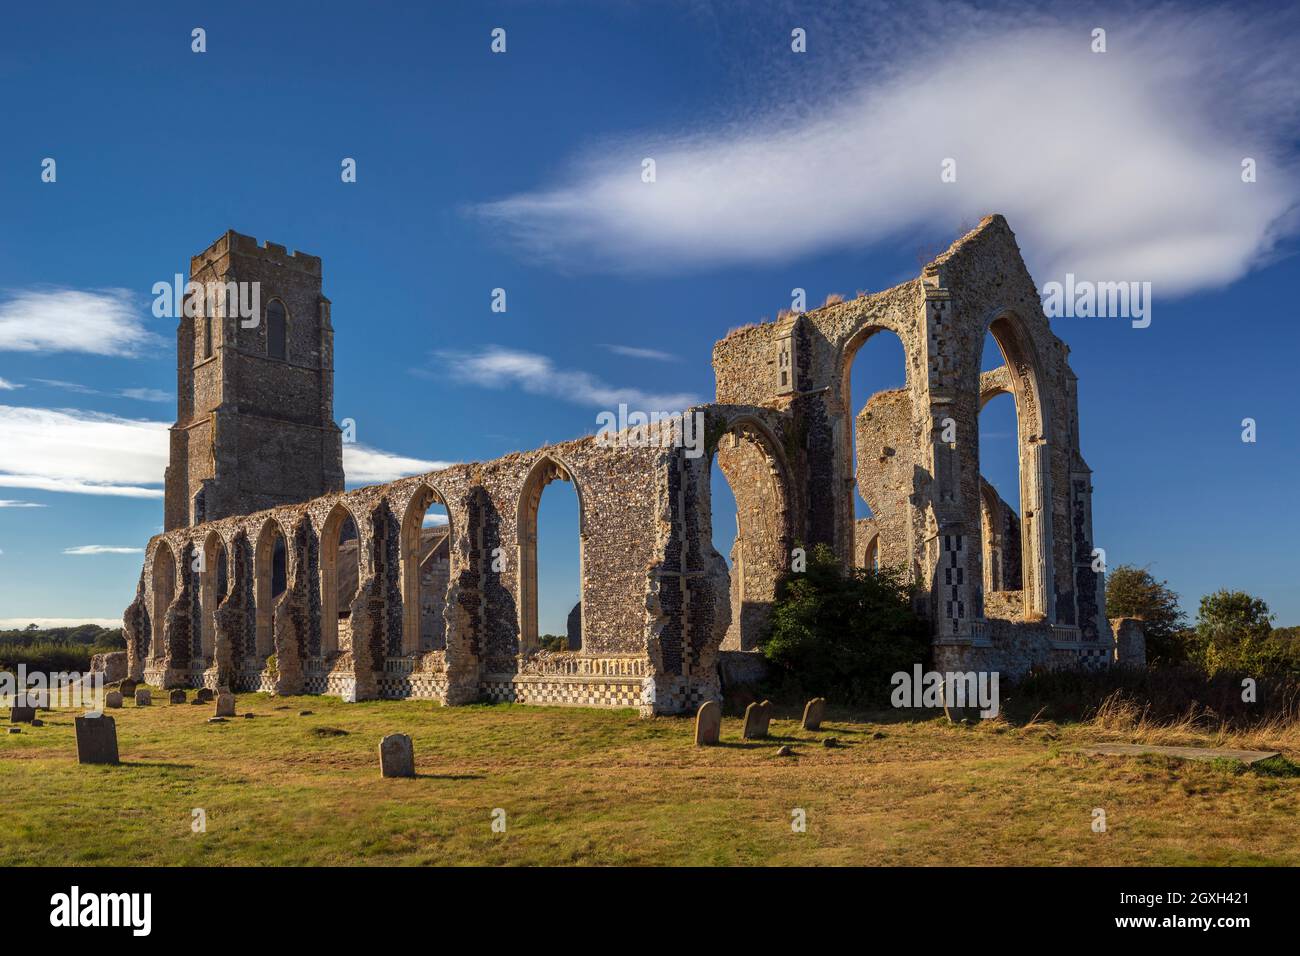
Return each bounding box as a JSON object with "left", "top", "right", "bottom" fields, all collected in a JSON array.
[
  {"left": 0, "top": 499, "right": 46, "bottom": 508},
  {"left": 119, "top": 388, "right": 171, "bottom": 403},
  {"left": 599, "top": 344, "right": 680, "bottom": 362},
  {"left": 343, "top": 444, "right": 457, "bottom": 485},
  {"left": 0, "top": 404, "right": 450, "bottom": 497},
  {"left": 473, "top": 3, "right": 1300, "bottom": 296},
  {"left": 431, "top": 346, "right": 700, "bottom": 411},
  {"left": 0, "top": 289, "right": 161, "bottom": 356},
  {"left": 63, "top": 545, "right": 143, "bottom": 555},
  {"left": 31, "top": 379, "right": 173, "bottom": 403},
  {"left": 0, "top": 405, "right": 167, "bottom": 498},
  {"left": 0, "top": 377, "right": 21, "bottom": 390}
]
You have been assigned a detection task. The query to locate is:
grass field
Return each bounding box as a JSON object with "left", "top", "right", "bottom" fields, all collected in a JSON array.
[{"left": 3, "top": 691, "right": 1298, "bottom": 866}]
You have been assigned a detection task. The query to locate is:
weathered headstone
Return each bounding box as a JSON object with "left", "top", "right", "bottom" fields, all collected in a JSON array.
[
  {"left": 134, "top": 688, "right": 151, "bottom": 706},
  {"left": 105, "top": 691, "right": 123, "bottom": 709},
  {"left": 801, "top": 697, "right": 826, "bottom": 731},
  {"left": 694, "top": 700, "right": 721, "bottom": 746},
  {"left": 119, "top": 679, "right": 138, "bottom": 700},
  {"left": 9, "top": 704, "right": 36, "bottom": 724},
  {"left": 214, "top": 693, "right": 235, "bottom": 718},
  {"left": 169, "top": 689, "right": 187, "bottom": 705},
  {"left": 75, "top": 713, "right": 119, "bottom": 765},
  {"left": 195, "top": 688, "right": 214, "bottom": 703},
  {"left": 379, "top": 734, "right": 415, "bottom": 778},
  {"left": 742, "top": 700, "right": 773, "bottom": 739}
]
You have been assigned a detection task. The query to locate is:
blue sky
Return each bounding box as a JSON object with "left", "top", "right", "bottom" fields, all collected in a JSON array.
[{"left": 0, "top": 0, "right": 1297, "bottom": 633}]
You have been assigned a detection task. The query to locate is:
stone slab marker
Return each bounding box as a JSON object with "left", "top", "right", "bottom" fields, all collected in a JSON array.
[
  {"left": 119, "top": 679, "right": 137, "bottom": 700},
  {"left": 105, "top": 691, "right": 123, "bottom": 709},
  {"left": 169, "top": 689, "right": 186, "bottom": 704},
  {"left": 379, "top": 734, "right": 415, "bottom": 777},
  {"left": 9, "top": 704, "right": 36, "bottom": 724},
  {"left": 694, "top": 700, "right": 721, "bottom": 746},
  {"left": 801, "top": 697, "right": 826, "bottom": 731},
  {"left": 742, "top": 700, "right": 773, "bottom": 739},
  {"left": 195, "top": 688, "right": 213, "bottom": 703},
  {"left": 214, "top": 692, "right": 236, "bottom": 718},
  {"left": 75, "top": 714, "right": 119, "bottom": 765},
  {"left": 134, "top": 688, "right": 151, "bottom": 706}
]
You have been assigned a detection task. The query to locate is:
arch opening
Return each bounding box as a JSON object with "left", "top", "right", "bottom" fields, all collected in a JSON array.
[
  {"left": 710, "top": 420, "right": 789, "bottom": 652},
  {"left": 320, "top": 504, "right": 360, "bottom": 657},
  {"left": 254, "top": 521, "right": 288, "bottom": 658},
  {"left": 518, "top": 458, "right": 582, "bottom": 654},
  {"left": 400, "top": 486, "right": 451, "bottom": 655},
  {"left": 199, "top": 532, "right": 228, "bottom": 659},
  {"left": 843, "top": 326, "right": 909, "bottom": 570},
  {"left": 150, "top": 542, "right": 177, "bottom": 660}
]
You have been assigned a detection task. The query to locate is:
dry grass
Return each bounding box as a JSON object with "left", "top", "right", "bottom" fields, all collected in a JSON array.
[{"left": 2, "top": 692, "right": 1296, "bottom": 866}]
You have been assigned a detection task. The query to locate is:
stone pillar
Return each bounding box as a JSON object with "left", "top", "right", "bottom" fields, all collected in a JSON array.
[{"left": 1110, "top": 617, "right": 1146, "bottom": 666}]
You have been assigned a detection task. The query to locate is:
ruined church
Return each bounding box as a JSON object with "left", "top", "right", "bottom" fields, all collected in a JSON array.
[{"left": 122, "top": 215, "right": 1137, "bottom": 714}]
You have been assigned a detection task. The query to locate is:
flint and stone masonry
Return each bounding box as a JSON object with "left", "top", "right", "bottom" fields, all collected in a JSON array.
[{"left": 124, "top": 216, "right": 1120, "bottom": 715}]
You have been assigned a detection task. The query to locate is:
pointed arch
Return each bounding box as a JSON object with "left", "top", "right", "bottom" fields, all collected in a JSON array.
[
  {"left": 150, "top": 540, "right": 178, "bottom": 660},
  {"left": 254, "top": 518, "right": 289, "bottom": 657},
  {"left": 980, "top": 309, "right": 1053, "bottom": 619},
  {"left": 400, "top": 483, "right": 452, "bottom": 655},
  {"left": 199, "top": 530, "right": 228, "bottom": 658},
  {"left": 711, "top": 414, "right": 793, "bottom": 651},
  {"left": 320, "top": 502, "right": 362, "bottom": 657},
  {"left": 517, "top": 455, "right": 585, "bottom": 653}
]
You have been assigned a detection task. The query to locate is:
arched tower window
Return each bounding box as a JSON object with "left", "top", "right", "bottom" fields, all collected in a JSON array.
[{"left": 267, "top": 300, "right": 288, "bottom": 361}]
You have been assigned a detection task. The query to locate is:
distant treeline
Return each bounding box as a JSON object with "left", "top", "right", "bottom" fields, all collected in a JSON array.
[{"left": 0, "top": 624, "right": 126, "bottom": 673}]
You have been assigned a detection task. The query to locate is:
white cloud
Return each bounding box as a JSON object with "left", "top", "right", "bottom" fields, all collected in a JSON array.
[
  {"left": 120, "top": 388, "right": 172, "bottom": 402},
  {"left": 0, "top": 617, "right": 122, "bottom": 629},
  {"left": 0, "top": 403, "right": 454, "bottom": 497},
  {"left": 0, "top": 500, "right": 46, "bottom": 508},
  {"left": 474, "top": 4, "right": 1300, "bottom": 296},
  {"left": 0, "top": 377, "right": 20, "bottom": 390},
  {"left": 422, "top": 512, "right": 449, "bottom": 527},
  {"left": 0, "top": 405, "right": 167, "bottom": 498},
  {"left": 342, "top": 444, "right": 456, "bottom": 486},
  {"left": 599, "top": 344, "right": 680, "bottom": 362},
  {"left": 433, "top": 346, "right": 700, "bottom": 411},
  {"left": 0, "top": 289, "right": 161, "bottom": 356},
  {"left": 63, "top": 545, "right": 143, "bottom": 555}
]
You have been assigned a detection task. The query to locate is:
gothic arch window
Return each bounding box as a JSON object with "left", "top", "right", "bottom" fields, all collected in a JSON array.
[
  {"left": 266, "top": 299, "right": 288, "bottom": 361},
  {"left": 203, "top": 314, "right": 213, "bottom": 359}
]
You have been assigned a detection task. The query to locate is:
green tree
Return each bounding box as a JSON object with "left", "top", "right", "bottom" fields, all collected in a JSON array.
[
  {"left": 1104, "top": 565, "right": 1187, "bottom": 664},
  {"left": 762, "top": 544, "right": 930, "bottom": 705},
  {"left": 1192, "top": 589, "right": 1278, "bottom": 674}
]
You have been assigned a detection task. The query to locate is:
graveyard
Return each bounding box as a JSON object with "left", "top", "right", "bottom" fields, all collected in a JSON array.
[{"left": 2, "top": 690, "right": 1298, "bottom": 867}]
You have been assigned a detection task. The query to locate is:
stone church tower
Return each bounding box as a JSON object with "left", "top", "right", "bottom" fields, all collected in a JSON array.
[{"left": 163, "top": 231, "right": 344, "bottom": 530}]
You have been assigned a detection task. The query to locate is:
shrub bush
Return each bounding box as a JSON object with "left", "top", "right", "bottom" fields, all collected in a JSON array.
[{"left": 761, "top": 543, "right": 930, "bottom": 705}]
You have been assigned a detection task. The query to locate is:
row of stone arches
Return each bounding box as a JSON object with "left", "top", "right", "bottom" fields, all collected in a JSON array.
[{"left": 144, "top": 454, "right": 594, "bottom": 670}]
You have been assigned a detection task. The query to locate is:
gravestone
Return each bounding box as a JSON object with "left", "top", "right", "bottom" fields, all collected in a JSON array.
[
  {"left": 169, "top": 689, "right": 187, "bottom": 705},
  {"left": 195, "top": 688, "right": 213, "bottom": 704},
  {"left": 801, "top": 697, "right": 826, "bottom": 731},
  {"left": 134, "top": 688, "right": 151, "bottom": 707},
  {"left": 742, "top": 700, "right": 773, "bottom": 739},
  {"left": 694, "top": 700, "right": 721, "bottom": 746},
  {"left": 379, "top": 734, "right": 415, "bottom": 778},
  {"left": 214, "top": 693, "right": 235, "bottom": 718},
  {"left": 105, "top": 691, "right": 123, "bottom": 709},
  {"left": 119, "top": 679, "right": 137, "bottom": 700},
  {"left": 9, "top": 704, "right": 36, "bottom": 723},
  {"left": 75, "top": 714, "right": 119, "bottom": 765}
]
